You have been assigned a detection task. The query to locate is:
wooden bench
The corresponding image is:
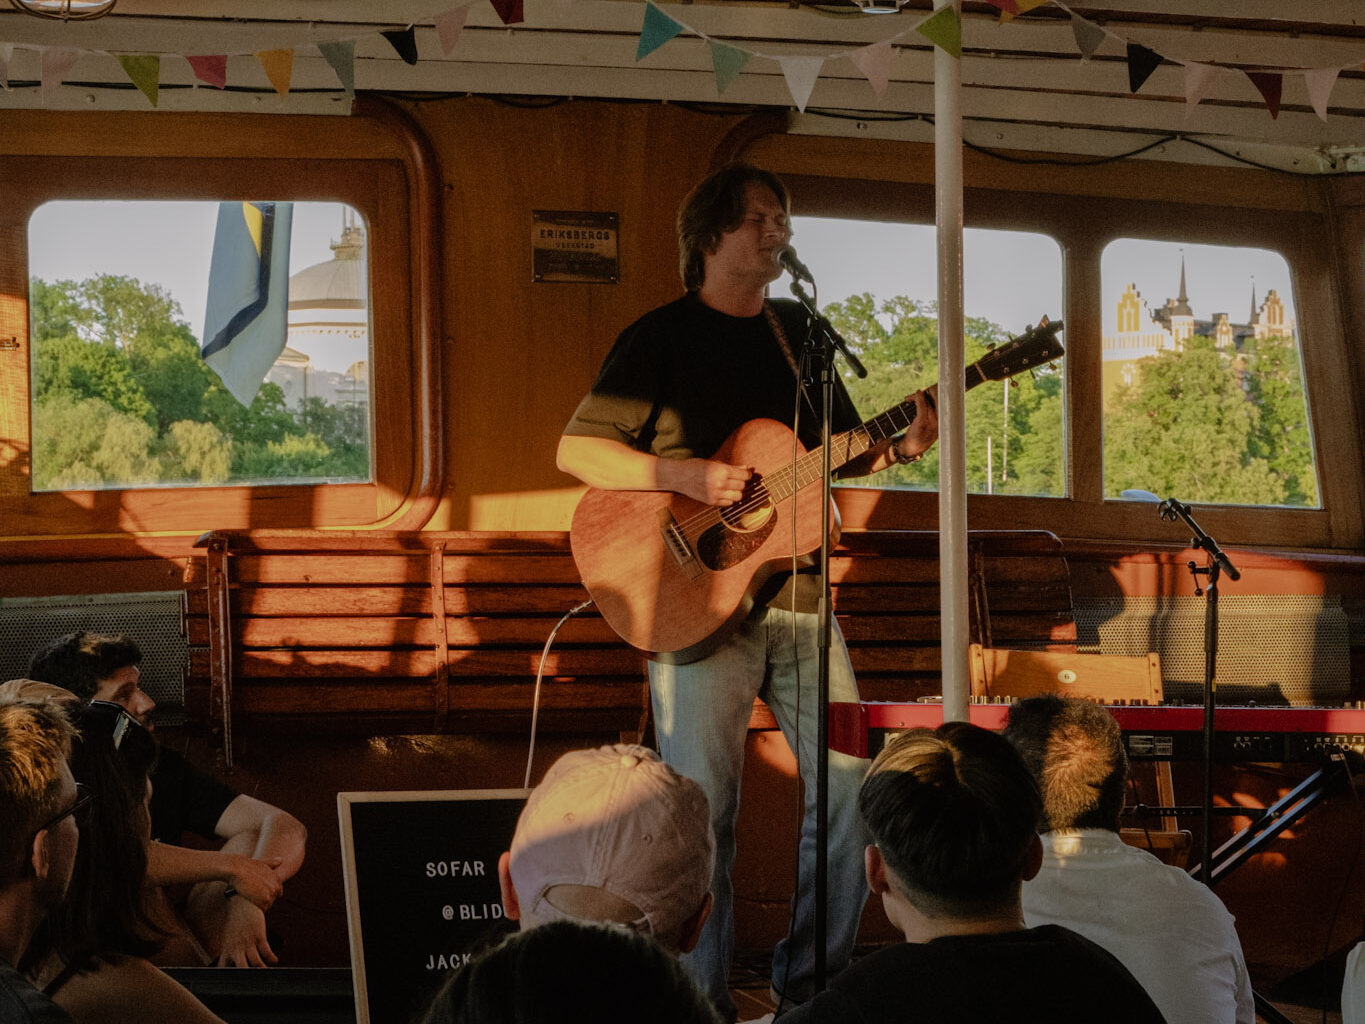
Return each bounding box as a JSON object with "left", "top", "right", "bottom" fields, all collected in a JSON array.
[{"left": 181, "top": 529, "right": 1077, "bottom": 762}]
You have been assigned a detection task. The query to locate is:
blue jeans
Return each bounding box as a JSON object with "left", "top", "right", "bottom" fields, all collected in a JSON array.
[{"left": 648, "top": 607, "right": 871, "bottom": 1019}]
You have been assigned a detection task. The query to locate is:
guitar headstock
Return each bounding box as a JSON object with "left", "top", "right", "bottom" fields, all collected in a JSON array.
[{"left": 974, "top": 317, "right": 1065, "bottom": 381}]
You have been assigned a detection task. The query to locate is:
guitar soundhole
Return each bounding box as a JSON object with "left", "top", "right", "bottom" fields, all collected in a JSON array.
[{"left": 696, "top": 475, "right": 776, "bottom": 571}]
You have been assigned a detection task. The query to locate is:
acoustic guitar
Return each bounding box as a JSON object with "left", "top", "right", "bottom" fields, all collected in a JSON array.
[{"left": 569, "top": 319, "right": 1065, "bottom": 663}]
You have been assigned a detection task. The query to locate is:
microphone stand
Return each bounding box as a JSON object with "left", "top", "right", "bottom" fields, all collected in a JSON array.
[
  {"left": 788, "top": 275, "right": 864, "bottom": 995},
  {"left": 1158, "top": 497, "right": 1241, "bottom": 885}
]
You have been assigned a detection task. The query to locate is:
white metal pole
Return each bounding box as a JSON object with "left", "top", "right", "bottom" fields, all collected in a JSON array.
[{"left": 935, "top": 0, "right": 970, "bottom": 723}]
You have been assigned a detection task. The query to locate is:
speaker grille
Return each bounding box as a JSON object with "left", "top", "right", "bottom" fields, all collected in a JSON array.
[
  {"left": 1074, "top": 594, "right": 1350, "bottom": 705},
  {"left": 0, "top": 591, "right": 188, "bottom": 721}
]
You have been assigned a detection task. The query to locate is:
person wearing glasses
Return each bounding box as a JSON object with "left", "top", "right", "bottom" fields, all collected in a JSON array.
[
  {"left": 19, "top": 700, "right": 225, "bottom": 1023},
  {"left": 0, "top": 689, "right": 81, "bottom": 1023},
  {"left": 26, "top": 632, "right": 307, "bottom": 969}
]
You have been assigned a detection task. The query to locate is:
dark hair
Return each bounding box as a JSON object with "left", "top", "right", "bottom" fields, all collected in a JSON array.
[
  {"left": 858, "top": 723, "right": 1042, "bottom": 918},
  {"left": 676, "top": 162, "right": 789, "bottom": 291},
  {"left": 1002, "top": 694, "right": 1129, "bottom": 833},
  {"left": 420, "top": 919, "right": 723, "bottom": 1024},
  {"left": 25, "top": 701, "right": 163, "bottom": 972},
  {"left": 27, "top": 633, "right": 142, "bottom": 703}
]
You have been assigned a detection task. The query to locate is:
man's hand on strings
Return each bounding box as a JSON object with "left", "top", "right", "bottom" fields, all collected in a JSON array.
[
  {"left": 899, "top": 386, "right": 939, "bottom": 459},
  {"left": 661, "top": 458, "right": 754, "bottom": 507}
]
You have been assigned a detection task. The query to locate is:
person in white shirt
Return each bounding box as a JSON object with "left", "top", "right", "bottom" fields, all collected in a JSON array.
[{"left": 1003, "top": 694, "right": 1255, "bottom": 1024}]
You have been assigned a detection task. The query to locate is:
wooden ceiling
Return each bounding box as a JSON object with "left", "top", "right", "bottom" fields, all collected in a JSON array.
[{"left": 1, "top": 0, "right": 1363, "bottom": 171}]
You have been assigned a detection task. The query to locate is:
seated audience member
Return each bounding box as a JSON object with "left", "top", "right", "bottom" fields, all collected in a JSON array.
[
  {"left": 28, "top": 632, "right": 306, "bottom": 967},
  {"left": 0, "top": 690, "right": 80, "bottom": 1023},
  {"left": 1003, "top": 694, "right": 1254, "bottom": 1024},
  {"left": 497, "top": 744, "right": 713, "bottom": 954},
  {"left": 784, "top": 723, "right": 1167, "bottom": 1024},
  {"left": 22, "top": 700, "right": 224, "bottom": 1024},
  {"left": 419, "top": 918, "right": 723, "bottom": 1024}
]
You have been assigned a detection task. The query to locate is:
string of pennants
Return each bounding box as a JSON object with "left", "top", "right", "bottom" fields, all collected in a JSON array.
[{"left": 0, "top": 0, "right": 1353, "bottom": 121}]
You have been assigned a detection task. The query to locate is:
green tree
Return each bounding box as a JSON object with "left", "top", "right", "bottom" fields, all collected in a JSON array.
[
  {"left": 1243, "top": 333, "right": 1317, "bottom": 506},
  {"left": 166, "top": 420, "right": 231, "bottom": 484},
  {"left": 32, "top": 395, "right": 160, "bottom": 489},
  {"left": 1104, "top": 335, "right": 1282, "bottom": 505},
  {"left": 32, "top": 333, "right": 153, "bottom": 423}
]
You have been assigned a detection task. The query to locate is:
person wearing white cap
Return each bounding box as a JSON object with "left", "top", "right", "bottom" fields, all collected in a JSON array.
[{"left": 496, "top": 744, "right": 714, "bottom": 955}]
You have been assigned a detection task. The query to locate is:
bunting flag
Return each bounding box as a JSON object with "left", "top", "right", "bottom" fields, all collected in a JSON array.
[
  {"left": 916, "top": 6, "right": 962, "bottom": 60},
  {"left": 0, "top": 43, "right": 11, "bottom": 90},
  {"left": 489, "top": 0, "right": 524, "bottom": 26},
  {"left": 1304, "top": 66, "right": 1337, "bottom": 122},
  {"left": 40, "top": 48, "right": 80, "bottom": 104},
  {"left": 434, "top": 6, "right": 470, "bottom": 55},
  {"left": 202, "top": 201, "right": 294, "bottom": 406},
  {"left": 116, "top": 54, "right": 160, "bottom": 107},
  {"left": 850, "top": 39, "right": 894, "bottom": 96},
  {"left": 1000, "top": 0, "right": 1047, "bottom": 21},
  {"left": 186, "top": 54, "right": 228, "bottom": 89},
  {"left": 1245, "top": 71, "right": 1282, "bottom": 119},
  {"left": 381, "top": 26, "right": 419, "bottom": 65},
  {"left": 637, "top": 2, "right": 684, "bottom": 61},
  {"left": 1183, "top": 61, "right": 1219, "bottom": 109},
  {"left": 1070, "top": 14, "right": 1106, "bottom": 61},
  {"left": 255, "top": 48, "right": 294, "bottom": 97},
  {"left": 318, "top": 40, "right": 355, "bottom": 95},
  {"left": 778, "top": 55, "right": 823, "bottom": 112},
  {"left": 1126, "top": 43, "right": 1162, "bottom": 93},
  {"left": 710, "top": 41, "right": 749, "bottom": 95}
]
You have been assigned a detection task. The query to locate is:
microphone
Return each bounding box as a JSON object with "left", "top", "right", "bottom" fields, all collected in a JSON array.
[{"left": 776, "top": 245, "right": 815, "bottom": 284}]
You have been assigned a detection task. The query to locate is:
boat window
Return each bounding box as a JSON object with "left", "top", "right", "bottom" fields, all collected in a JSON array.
[
  {"left": 27, "top": 200, "right": 372, "bottom": 492},
  {"left": 790, "top": 216, "right": 1065, "bottom": 497},
  {"left": 1100, "top": 239, "right": 1318, "bottom": 508}
]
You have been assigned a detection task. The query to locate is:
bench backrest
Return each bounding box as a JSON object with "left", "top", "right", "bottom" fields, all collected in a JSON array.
[{"left": 182, "top": 529, "right": 1076, "bottom": 758}]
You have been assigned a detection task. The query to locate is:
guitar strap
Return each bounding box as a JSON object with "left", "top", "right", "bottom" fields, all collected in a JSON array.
[{"left": 762, "top": 300, "right": 821, "bottom": 426}]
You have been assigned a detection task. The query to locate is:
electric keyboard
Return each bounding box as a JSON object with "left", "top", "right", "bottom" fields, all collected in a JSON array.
[{"left": 829, "top": 701, "right": 1365, "bottom": 763}]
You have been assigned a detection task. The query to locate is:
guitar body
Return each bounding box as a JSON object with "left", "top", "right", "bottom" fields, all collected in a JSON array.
[{"left": 570, "top": 418, "right": 837, "bottom": 663}]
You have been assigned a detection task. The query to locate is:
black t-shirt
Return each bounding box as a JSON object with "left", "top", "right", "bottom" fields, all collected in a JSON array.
[
  {"left": 563, "top": 293, "right": 861, "bottom": 459},
  {"left": 148, "top": 747, "right": 238, "bottom": 845},
  {"left": 563, "top": 294, "right": 864, "bottom": 612},
  {"left": 0, "top": 958, "right": 73, "bottom": 1024},
  {"left": 781, "top": 925, "right": 1168, "bottom": 1024}
]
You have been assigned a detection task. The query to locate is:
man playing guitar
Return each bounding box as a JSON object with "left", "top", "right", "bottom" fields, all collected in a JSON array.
[{"left": 557, "top": 162, "right": 938, "bottom": 1019}]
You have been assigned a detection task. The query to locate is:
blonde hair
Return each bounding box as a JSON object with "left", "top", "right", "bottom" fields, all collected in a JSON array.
[{"left": 0, "top": 690, "right": 76, "bottom": 880}]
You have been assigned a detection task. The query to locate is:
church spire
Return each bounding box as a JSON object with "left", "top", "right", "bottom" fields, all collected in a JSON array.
[
  {"left": 1248, "top": 276, "right": 1258, "bottom": 322},
  {"left": 1170, "top": 251, "right": 1193, "bottom": 317}
]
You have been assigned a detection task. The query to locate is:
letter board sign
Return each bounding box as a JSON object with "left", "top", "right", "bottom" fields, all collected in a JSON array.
[{"left": 339, "top": 789, "right": 528, "bottom": 1024}]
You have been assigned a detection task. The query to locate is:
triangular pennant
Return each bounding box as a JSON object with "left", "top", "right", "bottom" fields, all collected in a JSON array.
[
  {"left": 916, "top": 6, "right": 962, "bottom": 60},
  {"left": 778, "top": 55, "right": 823, "bottom": 113},
  {"left": 1245, "top": 71, "right": 1282, "bottom": 119},
  {"left": 1126, "top": 42, "right": 1162, "bottom": 93},
  {"left": 1070, "top": 14, "right": 1106, "bottom": 61},
  {"left": 1183, "top": 62, "right": 1218, "bottom": 109},
  {"left": 40, "top": 48, "right": 81, "bottom": 102},
  {"left": 254, "top": 48, "right": 294, "bottom": 98},
  {"left": 116, "top": 54, "right": 159, "bottom": 107},
  {"left": 0, "top": 43, "right": 11, "bottom": 90},
  {"left": 850, "top": 40, "right": 894, "bottom": 96},
  {"left": 984, "top": 0, "right": 1019, "bottom": 14},
  {"left": 1304, "top": 67, "right": 1338, "bottom": 123},
  {"left": 317, "top": 40, "right": 355, "bottom": 95},
  {"left": 999, "top": 0, "right": 1046, "bottom": 20},
  {"left": 710, "top": 42, "right": 750, "bottom": 95},
  {"left": 636, "top": 2, "right": 684, "bottom": 61},
  {"left": 381, "top": 26, "right": 419, "bottom": 65},
  {"left": 434, "top": 6, "right": 470, "bottom": 54},
  {"left": 489, "top": 0, "right": 524, "bottom": 26},
  {"left": 186, "top": 54, "right": 228, "bottom": 89}
]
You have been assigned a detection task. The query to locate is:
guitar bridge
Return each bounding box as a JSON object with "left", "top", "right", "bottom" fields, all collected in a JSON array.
[{"left": 658, "top": 508, "right": 702, "bottom": 580}]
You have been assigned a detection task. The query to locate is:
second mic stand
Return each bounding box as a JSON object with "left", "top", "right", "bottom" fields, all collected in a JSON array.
[
  {"left": 788, "top": 277, "right": 864, "bottom": 994},
  {"left": 1158, "top": 497, "right": 1241, "bottom": 885}
]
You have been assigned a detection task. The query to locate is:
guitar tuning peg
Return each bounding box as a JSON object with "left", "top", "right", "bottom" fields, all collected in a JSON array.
[
  {"left": 1009, "top": 377, "right": 1020, "bottom": 389},
  {"left": 1047, "top": 362, "right": 1058, "bottom": 371}
]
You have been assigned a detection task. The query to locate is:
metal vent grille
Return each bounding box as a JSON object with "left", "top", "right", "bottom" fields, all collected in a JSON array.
[
  {"left": 0, "top": 592, "right": 188, "bottom": 720},
  {"left": 1074, "top": 594, "right": 1350, "bottom": 706}
]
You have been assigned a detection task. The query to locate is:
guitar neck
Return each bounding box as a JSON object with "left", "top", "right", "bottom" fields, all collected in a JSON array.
[{"left": 765, "top": 362, "right": 989, "bottom": 503}]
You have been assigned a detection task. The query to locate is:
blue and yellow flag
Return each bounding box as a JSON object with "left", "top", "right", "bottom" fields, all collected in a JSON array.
[{"left": 202, "top": 200, "right": 293, "bottom": 406}]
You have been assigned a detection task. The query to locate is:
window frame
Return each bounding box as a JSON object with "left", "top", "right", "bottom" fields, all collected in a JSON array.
[
  {"left": 760, "top": 166, "right": 1359, "bottom": 551},
  {"left": 0, "top": 99, "right": 443, "bottom": 536}
]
